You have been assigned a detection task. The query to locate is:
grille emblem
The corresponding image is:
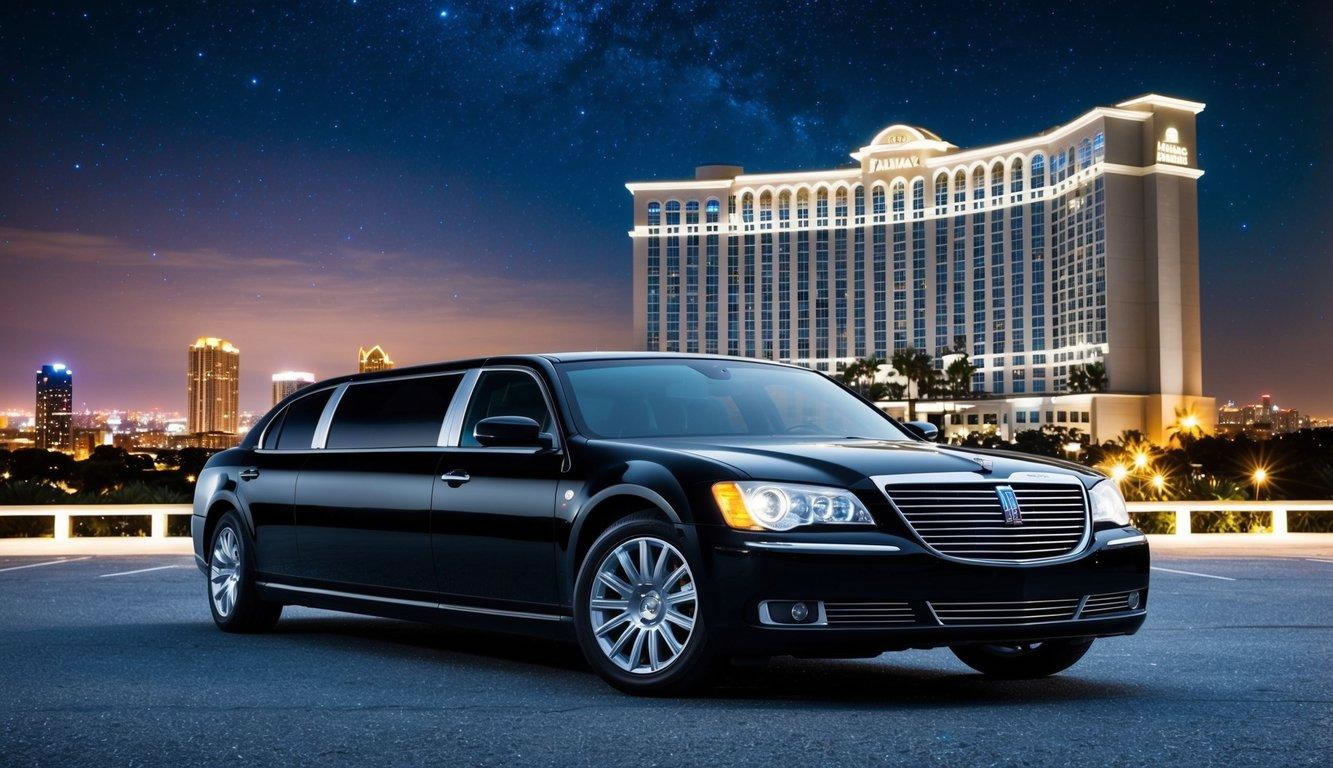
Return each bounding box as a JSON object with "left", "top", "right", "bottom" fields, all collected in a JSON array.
[{"left": 995, "top": 485, "right": 1023, "bottom": 526}]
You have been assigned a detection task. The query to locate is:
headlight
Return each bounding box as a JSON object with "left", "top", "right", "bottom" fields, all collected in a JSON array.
[
  {"left": 1089, "top": 480, "right": 1130, "bottom": 526},
  {"left": 711, "top": 481, "right": 875, "bottom": 531}
]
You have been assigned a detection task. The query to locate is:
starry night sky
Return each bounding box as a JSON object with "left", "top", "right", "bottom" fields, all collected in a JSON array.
[{"left": 2, "top": 1, "right": 1330, "bottom": 417}]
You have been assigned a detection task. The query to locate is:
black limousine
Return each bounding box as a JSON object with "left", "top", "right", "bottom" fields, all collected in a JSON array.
[{"left": 192, "top": 353, "right": 1148, "bottom": 694}]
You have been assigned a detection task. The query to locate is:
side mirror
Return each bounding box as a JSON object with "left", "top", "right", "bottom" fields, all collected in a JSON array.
[
  {"left": 904, "top": 420, "right": 939, "bottom": 442},
  {"left": 474, "top": 416, "right": 545, "bottom": 448}
]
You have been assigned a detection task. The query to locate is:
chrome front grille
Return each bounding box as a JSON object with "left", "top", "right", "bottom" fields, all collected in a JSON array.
[
  {"left": 824, "top": 602, "right": 916, "bottom": 627},
  {"left": 1081, "top": 591, "right": 1138, "bottom": 617},
  {"left": 882, "top": 480, "right": 1089, "bottom": 562},
  {"left": 930, "top": 598, "right": 1082, "bottom": 626}
]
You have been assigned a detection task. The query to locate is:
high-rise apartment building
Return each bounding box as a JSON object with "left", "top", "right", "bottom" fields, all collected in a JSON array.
[
  {"left": 627, "top": 94, "right": 1214, "bottom": 444},
  {"left": 358, "top": 345, "right": 394, "bottom": 373},
  {"left": 271, "top": 371, "right": 315, "bottom": 406},
  {"left": 187, "top": 337, "right": 240, "bottom": 434},
  {"left": 35, "top": 363, "right": 74, "bottom": 452}
]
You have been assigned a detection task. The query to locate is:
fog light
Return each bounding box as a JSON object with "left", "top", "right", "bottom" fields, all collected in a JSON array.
[
  {"left": 1127, "top": 591, "right": 1141, "bottom": 610},
  {"left": 790, "top": 602, "right": 809, "bottom": 622}
]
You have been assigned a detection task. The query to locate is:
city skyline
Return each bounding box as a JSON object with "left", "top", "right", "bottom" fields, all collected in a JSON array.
[{"left": 1, "top": 2, "right": 1329, "bottom": 417}]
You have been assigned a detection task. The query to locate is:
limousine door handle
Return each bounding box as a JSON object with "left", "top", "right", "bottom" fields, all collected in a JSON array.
[
  {"left": 239, "top": 468, "right": 260, "bottom": 481},
  {"left": 440, "top": 470, "right": 471, "bottom": 487}
]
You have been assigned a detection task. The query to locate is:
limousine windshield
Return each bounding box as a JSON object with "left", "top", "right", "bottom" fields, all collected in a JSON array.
[{"left": 557, "top": 359, "right": 910, "bottom": 441}]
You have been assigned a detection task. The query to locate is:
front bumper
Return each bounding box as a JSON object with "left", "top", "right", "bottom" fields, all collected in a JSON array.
[{"left": 696, "top": 525, "right": 1149, "bottom": 655}]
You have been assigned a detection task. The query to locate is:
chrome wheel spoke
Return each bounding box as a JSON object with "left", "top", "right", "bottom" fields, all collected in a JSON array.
[
  {"left": 590, "top": 536, "right": 697, "bottom": 675},
  {"left": 210, "top": 527, "right": 242, "bottom": 618}
]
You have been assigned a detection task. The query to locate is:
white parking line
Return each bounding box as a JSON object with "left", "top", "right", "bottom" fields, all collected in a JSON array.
[
  {"left": 97, "top": 565, "right": 184, "bottom": 578},
  {"left": 1305, "top": 558, "right": 1333, "bottom": 564},
  {"left": 1151, "top": 565, "right": 1236, "bottom": 581},
  {"left": 0, "top": 556, "right": 92, "bottom": 573}
]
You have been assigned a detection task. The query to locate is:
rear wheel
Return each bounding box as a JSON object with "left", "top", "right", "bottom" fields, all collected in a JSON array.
[
  {"left": 207, "top": 511, "right": 282, "bottom": 632},
  {"left": 950, "top": 638, "right": 1093, "bottom": 678},
  {"left": 573, "top": 514, "right": 719, "bottom": 695}
]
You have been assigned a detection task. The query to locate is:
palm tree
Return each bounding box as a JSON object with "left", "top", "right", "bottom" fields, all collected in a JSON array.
[
  {"left": 841, "top": 355, "right": 887, "bottom": 400},
  {"left": 1067, "top": 361, "right": 1108, "bottom": 393},
  {"left": 891, "top": 347, "right": 935, "bottom": 421},
  {"left": 944, "top": 354, "right": 977, "bottom": 399}
]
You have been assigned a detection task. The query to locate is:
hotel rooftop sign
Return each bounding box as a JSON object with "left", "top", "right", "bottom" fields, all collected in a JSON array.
[{"left": 852, "top": 124, "right": 956, "bottom": 175}]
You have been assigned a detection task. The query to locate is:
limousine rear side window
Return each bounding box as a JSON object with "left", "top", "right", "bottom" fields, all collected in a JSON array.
[
  {"left": 275, "top": 388, "right": 334, "bottom": 450},
  {"left": 459, "top": 369, "right": 555, "bottom": 447},
  {"left": 326, "top": 374, "right": 463, "bottom": 450}
]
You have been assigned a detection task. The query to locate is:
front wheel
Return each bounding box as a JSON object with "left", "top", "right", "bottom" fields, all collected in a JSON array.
[
  {"left": 573, "top": 514, "right": 719, "bottom": 695},
  {"left": 950, "top": 638, "right": 1093, "bottom": 678},
  {"left": 207, "top": 511, "right": 282, "bottom": 632}
]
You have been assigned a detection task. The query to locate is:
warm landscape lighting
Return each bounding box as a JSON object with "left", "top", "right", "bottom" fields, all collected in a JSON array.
[
  {"left": 1134, "top": 451, "right": 1149, "bottom": 469},
  {"left": 1110, "top": 465, "right": 1128, "bottom": 482}
]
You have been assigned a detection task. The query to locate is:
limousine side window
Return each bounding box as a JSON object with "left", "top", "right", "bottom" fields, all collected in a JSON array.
[
  {"left": 459, "top": 369, "right": 554, "bottom": 447},
  {"left": 274, "top": 388, "right": 334, "bottom": 450},
  {"left": 325, "top": 375, "right": 462, "bottom": 449}
]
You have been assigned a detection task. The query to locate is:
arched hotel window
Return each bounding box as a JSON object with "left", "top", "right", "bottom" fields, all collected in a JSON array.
[
  {"left": 1092, "top": 132, "right": 1105, "bottom": 163},
  {"left": 872, "top": 185, "right": 886, "bottom": 216},
  {"left": 911, "top": 179, "right": 924, "bottom": 219},
  {"left": 1078, "top": 138, "right": 1092, "bottom": 171},
  {"left": 705, "top": 197, "right": 720, "bottom": 224},
  {"left": 934, "top": 173, "right": 948, "bottom": 210},
  {"left": 990, "top": 162, "right": 1004, "bottom": 199},
  {"left": 1031, "top": 153, "right": 1045, "bottom": 188},
  {"left": 816, "top": 188, "right": 829, "bottom": 223},
  {"left": 971, "top": 167, "right": 985, "bottom": 208},
  {"left": 778, "top": 190, "right": 791, "bottom": 224},
  {"left": 685, "top": 200, "right": 699, "bottom": 225},
  {"left": 1066, "top": 148, "right": 1076, "bottom": 180},
  {"left": 647, "top": 201, "right": 661, "bottom": 226},
  {"left": 891, "top": 182, "right": 905, "bottom": 221},
  {"left": 953, "top": 170, "right": 966, "bottom": 209},
  {"left": 853, "top": 184, "right": 865, "bottom": 217},
  {"left": 835, "top": 188, "right": 848, "bottom": 222},
  {"left": 666, "top": 200, "right": 681, "bottom": 226},
  {"left": 1010, "top": 158, "right": 1024, "bottom": 193},
  {"left": 741, "top": 193, "right": 753, "bottom": 224},
  {"left": 759, "top": 191, "right": 772, "bottom": 224},
  {"left": 797, "top": 188, "right": 810, "bottom": 222}
]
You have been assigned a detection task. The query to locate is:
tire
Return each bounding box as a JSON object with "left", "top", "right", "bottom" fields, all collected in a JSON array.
[
  {"left": 207, "top": 511, "right": 282, "bottom": 633},
  {"left": 950, "top": 638, "right": 1093, "bottom": 679},
  {"left": 573, "top": 513, "right": 719, "bottom": 695}
]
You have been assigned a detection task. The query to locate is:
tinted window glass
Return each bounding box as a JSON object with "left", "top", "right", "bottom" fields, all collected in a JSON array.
[
  {"left": 261, "top": 408, "right": 287, "bottom": 449},
  {"left": 557, "top": 360, "right": 909, "bottom": 440},
  {"left": 460, "top": 370, "right": 553, "bottom": 447},
  {"left": 326, "top": 375, "right": 461, "bottom": 449},
  {"left": 276, "top": 388, "right": 334, "bottom": 450}
]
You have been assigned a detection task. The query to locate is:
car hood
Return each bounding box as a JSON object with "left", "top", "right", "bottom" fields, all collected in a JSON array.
[{"left": 606, "top": 436, "right": 1098, "bottom": 489}]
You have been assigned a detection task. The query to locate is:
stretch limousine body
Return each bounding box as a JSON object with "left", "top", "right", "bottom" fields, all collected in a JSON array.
[{"left": 192, "top": 353, "right": 1148, "bottom": 694}]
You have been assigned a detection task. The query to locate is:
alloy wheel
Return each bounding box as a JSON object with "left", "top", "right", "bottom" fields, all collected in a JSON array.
[
  {"left": 210, "top": 527, "right": 241, "bottom": 617},
  {"left": 588, "top": 536, "right": 697, "bottom": 674}
]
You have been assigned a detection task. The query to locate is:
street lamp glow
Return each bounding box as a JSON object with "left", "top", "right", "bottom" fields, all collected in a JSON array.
[
  {"left": 1252, "top": 467, "right": 1268, "bottom": 484},
  {"left": 1151, "top": 474, "right": 1166, "bottom": 491}
]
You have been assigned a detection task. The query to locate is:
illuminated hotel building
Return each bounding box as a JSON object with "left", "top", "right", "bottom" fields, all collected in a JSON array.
[
  {"left": 627, "top": 94, "right": 1214, "bottom": 444},
  {"left": 358, "top": 345, "right": 394, "bottom": 374},
  {"left": 271, "top": 371, "right": 315, "bottom": 406},
  {"left": 35, "top": 363, "right": 74, "bottom": 452},
  {"left": 187, "top": 337, "right": 240, "bottom": 434}
]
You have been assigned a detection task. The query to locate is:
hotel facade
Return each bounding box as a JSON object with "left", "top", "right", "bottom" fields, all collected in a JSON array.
[{"left": 627, "top": 94, "right": 1214, "bottom": 444}]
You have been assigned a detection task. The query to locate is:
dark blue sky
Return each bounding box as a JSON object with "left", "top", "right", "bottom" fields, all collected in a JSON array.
[{"left": 2, "top": 1, "right": 1330, "bottom": 415}]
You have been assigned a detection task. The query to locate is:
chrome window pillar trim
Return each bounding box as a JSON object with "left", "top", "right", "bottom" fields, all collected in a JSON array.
[
  {"left": 256, "top": 581, "right": 569, "bottom": 622},
  {"left": 745, "top": 541, "right": 901, "bottom": 554},
  {"left": 310, "top": 382, "right": 349, "bottom": 449},
  {"left": 438, "top": 368, "right": 481, "bottom": 447}
]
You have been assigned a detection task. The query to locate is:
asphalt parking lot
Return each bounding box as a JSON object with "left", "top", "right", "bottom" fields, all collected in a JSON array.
[{"left": 1, "top": 549, "right": 1329, "bottom": 767}]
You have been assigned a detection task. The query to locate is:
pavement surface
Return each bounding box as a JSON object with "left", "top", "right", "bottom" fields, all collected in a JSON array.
[{"left": 1, "top": 547, "right": 1330, "bottom": 767}]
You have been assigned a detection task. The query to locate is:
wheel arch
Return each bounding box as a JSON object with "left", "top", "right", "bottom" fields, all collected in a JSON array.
[{"left": 563, "top": 484, "right": 685, "bottom": 604}]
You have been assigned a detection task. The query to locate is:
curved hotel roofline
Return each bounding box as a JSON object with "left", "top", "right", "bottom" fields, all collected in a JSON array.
[{"left": 626, "top": 94, "right": 1205, "bottom": 192}]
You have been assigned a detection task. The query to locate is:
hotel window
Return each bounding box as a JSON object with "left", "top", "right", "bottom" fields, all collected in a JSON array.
[
  {"left": 891, "top": 182, "right": 905, "bottom": 222},
  {"left": 1093, "top": 132, "right": 1105, "bottom": 163},
  {"left": 835, "top": 188, "right": 848, "bottom": 225},
  {"left": 953, "top": 170, "right": 966, "bottom": 211},
  {"left": 759, "top": 191, "right": 772, "bottom": 227},
  {"left": 686, "top": 200, "right": 699, "bottom": 225},
  {"left": 1017, "top": 411, "right": 1027, "bottom": 424},
  {"left": 1078, "top": 138, "right": 1092, "bottom": 171},
  {"left": 872, "top": 185, "right": 886, "bottom": 217},
  {"left": 647, "top": 201, "right": 661, "bottom": 227},
  {"left": 816, "top": 189, "right": 828, "bottom": 224},
  {"left": 1010, "top": 157, "right": 1024, "bottom": 200},
  {"left": 778, "top": 190, "right": 791, "bottom": 226},
  {"left": 934, "top": 173, "right": 948, "bottom": 213},
  {"left": 853, "top": 184, "right": 865, "bottom": 218},
  {"left": 1031, "top": 153, "right": 1045, "bottom": 189},
  {"left": 971, "top": 167, "right": 985, "bottom": 209},
  {"left": 984, "top": 412, "right": 998, "bottom": 425},
  {"left": 990, "top": 162, "right": 1004, "bottom": 200},
  {"left": 741, "top": 193, "right": 753, "bottom": 225},
  {"left": 705, "top": 197, "right": 720, "bottom": 224},
  {"left": 911, "top": 178, "right": 924, "bottom": 220},
  {"left": 666, "top": 200, "right": 680, "bottom": 226},
  {"left": 967, "top": 414, "right": 979, "bottom": 425}
]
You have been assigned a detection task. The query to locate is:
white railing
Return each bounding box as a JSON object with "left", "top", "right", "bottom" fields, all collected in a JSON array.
[
  {"left": 1126, "top": 500, "right": 1333, "bottom": 535},
  {"left": 0, "top": 502, "right": 1330, "bottom": 539},
  {"left": 0, "top": 504, "right": 192, "bottom": 540}
]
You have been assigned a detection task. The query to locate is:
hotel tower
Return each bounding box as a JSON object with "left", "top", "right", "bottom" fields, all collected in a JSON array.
[
  {"left": 627, "top": 94, "right": 1214, "bottom": 444},
  {"left": 187, "top": 337, "right": 241, "bottom": 434}
]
